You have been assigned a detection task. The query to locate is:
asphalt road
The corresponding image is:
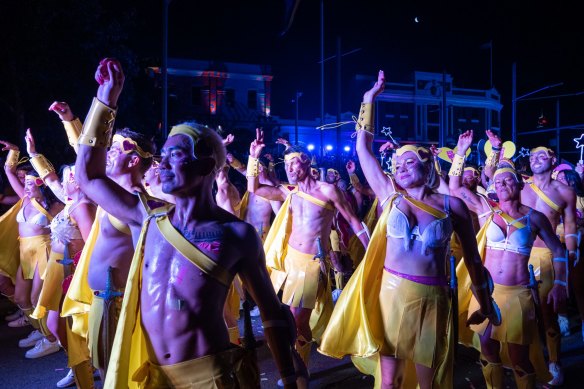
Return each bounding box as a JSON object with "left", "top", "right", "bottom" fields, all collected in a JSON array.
[{"left": 1, "top": 297, "right": 583, "bottom": 388}]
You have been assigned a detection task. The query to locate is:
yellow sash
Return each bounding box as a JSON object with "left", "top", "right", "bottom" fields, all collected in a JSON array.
[
  {"left": 107, "top": 213, "right": 131, "bottom": 235},
  {"left": 528, "top": 182, "right": 561, "bottom": 212},
  {"left": 295, "top": 191, "right": 334, "bottom": 211},
  {"left": 155, "top": 215, "right": 233, "bottom": 287},
  {"left": 31, "top": 198, "right": 54, "bottom": 222},
  {"left": 0, "top": 198, "right": 24, "bottom": 281}
]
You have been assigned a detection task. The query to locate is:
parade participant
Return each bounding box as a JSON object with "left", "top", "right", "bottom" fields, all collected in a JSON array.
[
  {"left": 215, "top": 164, "right": 242, "bottom": 218},
  {"left": 0, "top": 140, "right": 63, "bottom": 346},
  {"left": 247, "top": 128, "right": 370, "bottom": 373},
  {"left": 74, "top": 59, "right": 301, "bottom": 388},
  {"left": 143, "top": 158, "right": 175, "bottom": 203},
  {"left": 319, "top": 70, "right": 498, "bottom": 389},
  {"left": 521, "top": 146, "right": 577, "bottom": 385},
  {"left": 22, "top": 127, "right": 97, "bottom": 386},
  {"left": 227, "top": 151, "right": 282, "bottom": 241},
  {"left": 59, "top": 104, "right": 156, "bottom": 382},
  {"left": 465, "top": 167, "right": 567, "bottom": 388}
]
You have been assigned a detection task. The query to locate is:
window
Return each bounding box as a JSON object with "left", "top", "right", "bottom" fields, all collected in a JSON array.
[
  {"left": 225, "top": 89, "right": 235, "bottom": 107},
  {"left": 248, "top": 90, "right": 257, "bottom": 109}
]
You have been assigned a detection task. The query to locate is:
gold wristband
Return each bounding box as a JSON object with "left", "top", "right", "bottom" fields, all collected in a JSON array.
[
  {"left": 246, "top": 156, "right": 259, "bottom": 177},
  {"left": 229, "top": 157, "right": 244, "bottom": 170},
  {"left": 63, "top": 118, "right": 83, "bottom": 153},
  {"left": 355, "top": 102, "right": 374, "bottom": 134},
  {"left": 448, "top": 154, "right": 465, "bottom": 176},
  {"left": 485, "top": 150, "right": 500, "bottom": 168},
  {"left": 78, "top": 98, "right": 117, "bottom": 148},
  {"left": 30, "top": 153, "right": 55, "bottom": 180},
  {"left": 5, "top": 149, "right": 20, "bottom": 168}
]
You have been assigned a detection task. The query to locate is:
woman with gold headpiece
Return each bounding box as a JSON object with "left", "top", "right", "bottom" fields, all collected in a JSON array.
[
  {"left": 0, "top": 137, "right": 63, "bottom": 354},
  {"left": 459, "top": 166, "right": 567, "bottom": 388},
  {"left": 319, "top": 70, "right": 499, "bottom": 388},
  {"left": 24, "top": 124, "right": 98, "bottom": 387}
]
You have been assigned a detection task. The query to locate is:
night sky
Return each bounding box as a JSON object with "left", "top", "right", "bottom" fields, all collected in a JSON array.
[{"left": 1, "top": 0, "right": 583, "bottom": 147}]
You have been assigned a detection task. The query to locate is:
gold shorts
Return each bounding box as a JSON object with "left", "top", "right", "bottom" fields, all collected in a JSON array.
[
  {"left": 528, "top": 247, "right": 554, "bottom": 299},
  {"left": 19, "top": 234, "right": 51, "bottom": 280},
  {"left": 270, "top": 245, "right": 326, "bottom": 309},
  {"left": 134, "top": 347, "right": 258, "bottom": 389},
  {"left": 469, "top": 283, "right": 536, "bottom": 345},
  {"left": 31, "top": 250, "right": 64, "bottom": 319},
  {"left": 379, "top": 270, "right": 451, "bottom": 368}
]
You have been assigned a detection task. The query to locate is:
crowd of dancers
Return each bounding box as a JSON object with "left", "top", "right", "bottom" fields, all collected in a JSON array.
[{"left": 0, "top": 62, "right": 582, "bottom": 389}]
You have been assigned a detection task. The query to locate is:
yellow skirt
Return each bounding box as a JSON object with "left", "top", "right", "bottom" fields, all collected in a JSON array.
[
  {"left": 469, "top": 283, "right": 536, "bottom": 345},
  {"left": 19, "top": 234, "right": 51, "bottom": 280},
  {"left": 270, "top": 245, "right": 324, "bottom": 309},
  {"left": 528, "top": 246, "right": 554, "bottom": 299},
  {"left": 379, "top": 270, "right": 450, "bottom": 368},
  {"left": 31, "top": 250, "right": 65, "bottom": 319},
  {"left": 88, "top": 294, "right": 123, "bottom": 370},
  {"left": 133, "top": 347, "right": 254, "bottom": 389}
]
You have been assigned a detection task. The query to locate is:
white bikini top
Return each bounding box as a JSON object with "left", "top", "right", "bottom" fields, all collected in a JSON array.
[
  {"left": 16, "top": 202, "right": 50, "bottom": 227},
  {"left": 50, "top": 202, "right": 83, "bottom": 245},
  {"left": 486, "top": 209, "right": 535, "bottom": 256},
  {"left": 386, "top": 194, "right": 453, "bottom": 254}
]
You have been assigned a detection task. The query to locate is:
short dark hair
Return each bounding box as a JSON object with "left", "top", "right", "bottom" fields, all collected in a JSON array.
[{"left": 115, "top": 128, "right": 155, "bottom": 173}]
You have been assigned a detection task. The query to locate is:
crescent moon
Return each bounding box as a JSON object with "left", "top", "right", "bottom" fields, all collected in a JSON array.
[{"left": 414, "top": 16, "right": 419, "bottom": 23}]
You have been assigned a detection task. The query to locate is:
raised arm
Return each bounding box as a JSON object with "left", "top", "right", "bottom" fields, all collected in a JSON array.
[
  {"left": 560, "top": 184, "right": 578, "bottom": 259},
  {"left": 49, "top": 101, "right": 82, "bottom": 154},
  {"left": 448, "top": 130, "right": 488, "bottom": 214},
  {"left": 247, "top": 129, "right": 286, "bottom": 201},
  {"left": 74, "top": 59, "right": 142, "bottom": 225},
  {"left": 355, "top": 71, "right": 395, "bottom": 203},
  {"left": 483, "top": 130, "right": 502, "bottom": 180},
  {"left": 25, "top": 129, "right": 68, "bottom": 203},
  {"left": 1, "top": 140, "right": 25, "bottom": 198}
]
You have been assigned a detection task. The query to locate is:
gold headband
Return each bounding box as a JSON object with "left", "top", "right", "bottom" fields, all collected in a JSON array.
[
  {"left": 395, "top": 145, "right": 430, "bottom": 162},
  {"left": 464, "top": 167, "right": 480, "bottom": 177},
  {"left": 493, "top": 167, "right": 519, "bottom": 181},
  {"left": 284, "top": 152, "right": 306, "bottom": 162},
  {"left": 530, "top": 146, "right": 554, "bottom": 157},
  {"left": 112, "top": 134, "right": 153, "bottom": 158},
  {"left": 25, "top": 175, "right": 44, "bottom": 186},
  {"left": 168, "top": 124, "right": 201, "bottom": 144}
]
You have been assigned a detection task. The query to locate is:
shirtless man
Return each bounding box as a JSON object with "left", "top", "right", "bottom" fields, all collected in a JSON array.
[
  {"left": 56, "top": 99, "right": 156, "bottom": 381},
  {"left": 75, "top": 59, "right": 300, "bottom": 388},
  {"left": 247, "top": 129, "right": 370, "bottom": 373},
  {"left": 520, "top": 146, "right": 577, "bottom": 385}
]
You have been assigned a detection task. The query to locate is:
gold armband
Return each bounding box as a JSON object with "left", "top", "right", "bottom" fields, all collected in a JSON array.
[
  {"left": 5, "top": 149, "right": 20, "bottom": 168},
  {"left": 349, "top": 173, "right": 363, "bottom": 192},
  {"left": 448, "top": 153, "right": 465, "bottom": 176},
  {"left": 78, "top": 98, "right": 117, "bottom": 148},
  {"left": 30, "top": 154, "right": 55, "bottom": 180},
  {"left": 246, "top": 156, "right": 259, "bottom": 177},
  {"left": 485, "top": 149, "right": 500, "bottom": 168},
  {"left": 355, "top": 102, "right": 374, "bottom": 134},
  {"left": 229, "top": 156, "right": 244, "bottom": 170},
  {"left": 63, "top": 118, "right": 83, "bottom": 153}
]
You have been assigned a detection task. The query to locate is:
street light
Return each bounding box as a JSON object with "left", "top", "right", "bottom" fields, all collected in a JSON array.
[{"left": 511, "top": 62, "right": 563, "bottom": 144}]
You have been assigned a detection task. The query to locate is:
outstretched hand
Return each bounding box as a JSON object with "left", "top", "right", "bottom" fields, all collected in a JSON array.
[
  {"left": 95, "top": 58, "right": 125, "bottom": 108},
  {"left": 363, "top": 70, "right": 385, "bottom": 103},
  {"left": 48, "top": 101, "right": 75, "bottom": 122},
  {"left": 379, "top": 141, "right": 396, "bottom": 155},
  {"left": 429, "top": 144, "right": 440, "bottom": 157},
  {"left": 250, "top": 128, "right": 265, "bottom": 158},
  {"left": 486, "top": 129, "right": 502, "bottom": 149},
  {"left": 222, "top": 134, "right": 235, "bottom": 146},
  {"left": 276, "top": 137, "right": 291, "bottom": 150},
  {"left": 456, "top": 130, "right": 474, "bottom": 156},
  {"left": 346, "top": 160, "right": 356, "bottom": 174},
  {"left": 0, "top": 140, "right": 18, "bottom": 152},
  {"left": 25, "top": 129, "right": 37, "bottom": 155}
]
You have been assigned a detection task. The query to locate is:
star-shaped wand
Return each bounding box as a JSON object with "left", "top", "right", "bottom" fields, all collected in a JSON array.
[{"left": 574, "top": 133, "right": 584, "bottom": 163}]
